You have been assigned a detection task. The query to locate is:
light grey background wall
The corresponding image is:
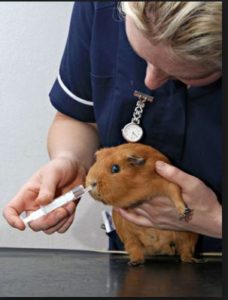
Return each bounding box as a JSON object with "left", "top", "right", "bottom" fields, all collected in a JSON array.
[{"left": 0, "top": 2, "right": 109, "bottom": 250}]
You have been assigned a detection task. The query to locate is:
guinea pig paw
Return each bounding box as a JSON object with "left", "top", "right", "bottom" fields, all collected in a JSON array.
[
  {"left": 128, "top": 260, "right": 145, "bottom": 267},
  {"left": 179, "top": 207, "right": 193, "bottom": 222},
  {"left": 180, "top": 256, "right": 205, "bottom": 263}
]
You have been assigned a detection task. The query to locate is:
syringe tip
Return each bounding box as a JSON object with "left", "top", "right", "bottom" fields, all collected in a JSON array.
[{"left": 84, "top": 185, "right": 93, "bottom": 193}]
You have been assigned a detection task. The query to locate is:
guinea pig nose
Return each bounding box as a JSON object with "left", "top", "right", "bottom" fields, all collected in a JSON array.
[{"left": 90, "top": 181, "right": 97, "bottom": 188}]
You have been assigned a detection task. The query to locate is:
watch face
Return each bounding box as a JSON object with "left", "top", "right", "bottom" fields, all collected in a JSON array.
[{"left": 122, "top": 123, "right": 143, "bottom": 142}]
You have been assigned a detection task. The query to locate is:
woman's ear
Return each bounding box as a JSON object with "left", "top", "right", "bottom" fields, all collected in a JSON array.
[{"left": 127, "top": 154, "right": 145, "bottom": 166}]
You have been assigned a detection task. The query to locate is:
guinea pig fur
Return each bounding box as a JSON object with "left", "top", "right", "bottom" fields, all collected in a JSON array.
[{"left": 86, "top": 143, "right": 199, "bottom": 266}]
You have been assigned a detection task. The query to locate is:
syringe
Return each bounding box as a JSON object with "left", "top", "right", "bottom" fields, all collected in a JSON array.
[{"left": 21, "top": 185, "right": 92, "bottom": 225}]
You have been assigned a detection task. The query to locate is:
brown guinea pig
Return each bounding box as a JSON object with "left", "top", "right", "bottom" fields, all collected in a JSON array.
[{"left": 86, "top": 143, "right": 199, "bottom": 266}]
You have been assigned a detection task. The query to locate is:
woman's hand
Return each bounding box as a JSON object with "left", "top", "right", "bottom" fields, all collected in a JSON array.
[
  {"left": 114, "top": 161, "right": 222, "bottom": 238},
  {"left": 3, "top": 157, "right": 86, "bottom": 234}
]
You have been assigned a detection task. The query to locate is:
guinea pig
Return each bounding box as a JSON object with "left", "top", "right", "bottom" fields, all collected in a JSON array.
[{"left": 86, "top": 143, "right": 199, "bottom": 266}]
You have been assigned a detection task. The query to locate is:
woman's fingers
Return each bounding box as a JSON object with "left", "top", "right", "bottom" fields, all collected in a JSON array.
[
  {"left": 43, "top": 216, "right": 69, "bottom": 234},
  {"left": 3, "top": 183, "right": 40, "bottom": 230},
  {"left": 57, "top": 214, "right": 75, "bottom": 233},
  {"left": 155, "top": 161, "right": 202, "bottom": 193},
  {"left": 36, "top": 172, "right": 60, "bottom": 206},
  {"left": 28, "top": 201, "right": 77, "bottom": 232},
  {"left": 45, "top": 202, "right": 76, "bottom": 234},
  {"left": 114, "top": 207, "right": 153, "bottom": 227},
  {"left": 3, "top": 206, "right": 26, "bottom": 230}
]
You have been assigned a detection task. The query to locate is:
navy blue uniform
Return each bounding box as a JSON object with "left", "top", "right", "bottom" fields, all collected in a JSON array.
[{"left": 49, "top": 2, "right": 222, "bottom": 252}]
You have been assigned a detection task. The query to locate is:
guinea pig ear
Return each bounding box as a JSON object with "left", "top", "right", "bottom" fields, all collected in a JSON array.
[
  {"left": 127, "top": 154, "right": 145, "bottom": 166},
  {"left": 94, "top": 150, "right": 101, "bottom": 161}
]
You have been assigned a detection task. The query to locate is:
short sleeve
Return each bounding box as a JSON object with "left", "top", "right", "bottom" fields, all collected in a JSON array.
[{"left": 49, "top": 2, "right": 95, "bottom": 122}]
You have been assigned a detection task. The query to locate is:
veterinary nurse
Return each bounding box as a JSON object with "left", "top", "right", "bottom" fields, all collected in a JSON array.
[{"left": 3, "top": 2, "right": 222, "bottom": 253}]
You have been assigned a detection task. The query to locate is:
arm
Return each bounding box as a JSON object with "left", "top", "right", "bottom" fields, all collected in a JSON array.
[
  {"left": 115, "top": 161, "right": 222, "bottom": 238},
  {"left": 3, "top": 112, "right": 100, "bottom": 233},
  {"left": 47, "top": 111, "right": 100, "bottom": 172},
  {"left": 3, "top": 3, "right": 97, "bottom": 233}
]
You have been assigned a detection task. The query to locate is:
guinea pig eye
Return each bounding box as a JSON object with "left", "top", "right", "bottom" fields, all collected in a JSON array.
[{"left": 111, "top": 164, "right": 120, "bottom": 173}]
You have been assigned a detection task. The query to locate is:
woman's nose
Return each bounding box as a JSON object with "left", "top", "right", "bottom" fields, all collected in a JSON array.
[{"left": 144, "top": 63, "right": 170, "bottom": 90}]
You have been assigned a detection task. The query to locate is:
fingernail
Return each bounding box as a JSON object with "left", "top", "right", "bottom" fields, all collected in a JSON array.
[{"left": 155, "top": 161, "right": 167, "bottom": 170}]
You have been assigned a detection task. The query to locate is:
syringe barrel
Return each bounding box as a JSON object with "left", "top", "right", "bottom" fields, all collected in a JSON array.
[{"left": 22, "top": 185, "right": 85, "bottom": 224}]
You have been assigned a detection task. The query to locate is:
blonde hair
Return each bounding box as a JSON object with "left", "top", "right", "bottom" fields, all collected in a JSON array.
[{"left": 120, "top": 1, "right": 222, "bottom": 70}]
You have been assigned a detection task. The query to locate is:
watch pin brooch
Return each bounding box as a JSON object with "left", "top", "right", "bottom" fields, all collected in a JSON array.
[{"left": 122, "top": 90, "right": 154, "bottom": 143}]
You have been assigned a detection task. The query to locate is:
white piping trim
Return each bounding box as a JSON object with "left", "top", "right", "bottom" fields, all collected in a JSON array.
[{"left": 57, "top": 73, "right": 93, "bottom": 106}]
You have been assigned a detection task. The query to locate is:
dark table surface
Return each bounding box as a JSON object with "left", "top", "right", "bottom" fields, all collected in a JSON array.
[{"left": 0, "top": 247, "right": 222, "bottom": 297}]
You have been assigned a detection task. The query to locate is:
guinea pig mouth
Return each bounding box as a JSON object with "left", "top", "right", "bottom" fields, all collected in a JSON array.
[{"left": 88, "top": 188, "right": 106, "bottom": 204}]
